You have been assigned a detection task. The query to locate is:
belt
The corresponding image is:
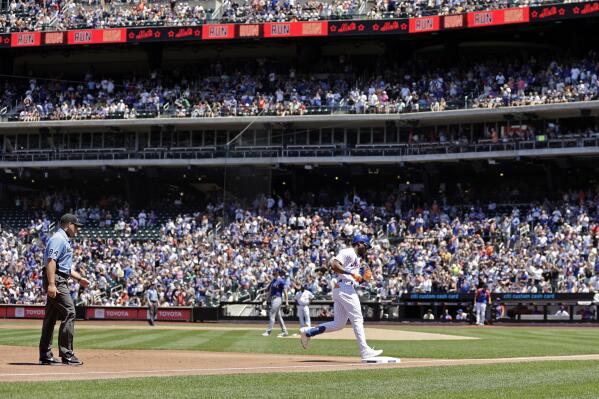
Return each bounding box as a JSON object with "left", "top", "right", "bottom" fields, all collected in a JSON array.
[
  {"left": 56, "top": 271, "right": 70, "bottom": 278},
  {"left": 334, "top": 281, "right": 354, "bottom": 289},
  {"left": 44, "top": 270, "right": 70, "bottom": 279}
]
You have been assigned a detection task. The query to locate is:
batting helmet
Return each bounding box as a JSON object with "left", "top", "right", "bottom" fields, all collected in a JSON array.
[{"left": 352, "top": 235, "right": 371, "bottom": 249}]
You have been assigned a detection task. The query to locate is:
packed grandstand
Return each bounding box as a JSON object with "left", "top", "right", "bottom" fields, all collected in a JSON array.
[
  {"left": 0, "top": 184, "right": 598, "bottom": 307},
  {"left": 5, "top": 52, "right": 599, "bottom": 122}
]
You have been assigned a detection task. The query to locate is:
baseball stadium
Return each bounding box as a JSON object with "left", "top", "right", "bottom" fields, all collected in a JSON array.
[{"left": 1, "top": 0, "right": 599, "bottom": 397}]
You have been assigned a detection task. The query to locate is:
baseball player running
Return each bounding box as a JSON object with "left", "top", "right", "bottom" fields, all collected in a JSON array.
[
  {"left": 262, "top": 269, "right": 289, "bottom": 337},
  {"left": 299, "top": 235, "right": 383, "bottom": 359},
  {"left": 474, "top": 283, "right": 491, "bottom": 325},
  {"left": 294, "top": 284, "right": 314, "bottom": 328}
]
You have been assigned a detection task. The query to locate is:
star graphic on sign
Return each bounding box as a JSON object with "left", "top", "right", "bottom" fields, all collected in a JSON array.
[
  {"left": 168, "top": 30, "right": 175, "bottom": 38},
  {"left": 401, "top": 23, "right": 407, "bottom": 30},
  {"left": 128, "top": 32, "right": 135, "bottom": 39},
  {"left": 3, "top": 38, "right": 8, "bottom": 44},
  {"left": 531, "top": 10, "right": 538, "bottom": 18},
  {"left": 194, "top": 29, "right": 201, "bottom": 36},
  {"left": 571, "top": 6, "right": 579, "bottom": 14},
  {"left": 358, "top": 24, "right": 365, "bottom": 31},
  {"left": 373, "top": 24, "right": 380, "bottom": 31},
  {"left": 330, "top": 25, "right": 337, "bottom": 32},
  {"left": 155, "top": 31, "right": 161, "bottom": 38}
]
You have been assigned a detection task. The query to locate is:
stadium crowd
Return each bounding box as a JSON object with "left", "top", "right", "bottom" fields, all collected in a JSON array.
[
  {"left": 367, "top": 0, "right": 580, "bottom": 20},
  {"left": 1, "top": 0, "right": 208, "bottom": 33},
  {"left": 9, "top": 52, "right": 599, "bottom": 121},
  {"left": 220, "top": 0, "right": 358, "bottom": 23},
  {"left": 0, "top": 0, "right": 584, "bottom": 33},
  {"left": 0, "top": 184, "right": 598, "bottom": 308}
]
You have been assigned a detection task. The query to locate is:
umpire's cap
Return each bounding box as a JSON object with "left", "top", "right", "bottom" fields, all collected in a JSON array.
[
  {"left": 352, "top": 234, "right": 371, "bottom": 249},
  {"left": 60, "top": 213, "right": 83, "bottom": 227}
]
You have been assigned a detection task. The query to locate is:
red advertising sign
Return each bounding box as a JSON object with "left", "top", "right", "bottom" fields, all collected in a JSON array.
[
  {"left": 442, "top": 14, "right": 465, "bottom": 29},
  {"left": 409, "top": 16, "right": 440, "bottom": 33},
  {"left": 202, "top": 24, "right": 236, "bottom": 40},
  {"left": 530, "top": 1, "right": 599, "bottom": 21},
  {"left": 11, "top": 32, "right": 41, "bottom": 47},
  {"left": 329, "top": 19, "right": 408, "bottom": 35},
  {"left": 43, "top": 31, "right": 66, "bottom": 45},
  {"left": 85, "top": 306, "right": 191, "bottom": 321},
  {"left": 237, "top": 24, "right": 261, "bottom": 39},
  {"left": 86, "top": 307, "right": 140, "bottom": 320},
  {"left": 127, "top": 26, "right": 201, "bottom": 43},
  {"left": 0, "top": 306, "right": 6, "bottom": 318},
  {"left": 5, "top": 306, "right": 45, "bottom": 318},
  {"left": 67, "top": 28, "right": 126, "bottom": 45},
  {"left": 0, "top": 34, "right": 10, "bottom": 48},
  {"left": 467, "top": 7, "right": 529, "bottom": 28},
  {"left": 157, "top": 308, "right": 192, "bottom": 321},
  {"left": 263, "top": 21, "right": 328, "bottom": 38}
]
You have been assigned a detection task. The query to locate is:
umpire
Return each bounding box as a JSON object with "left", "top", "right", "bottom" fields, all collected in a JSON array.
[
  {"left": 39, "top": 213, "right": 89, "bottom": 366},
  {"left": 146, "top": 283, "right": 159, "bottom": 326}
]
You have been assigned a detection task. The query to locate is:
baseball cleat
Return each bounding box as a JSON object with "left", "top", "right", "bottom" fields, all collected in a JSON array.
[
  {"left": 361, "top": 347, "right": 383, "bottom": 359},
  {"left": 277, "top": 332, "right": 289, "bottom": 338},
  {"left": 39, "top": 357, "right": 62, "bottom": 366},
  {"left": 299, "top": 327, "right": 310, "bottom": 349},
  {"left": 261, "top": 331, "right": 271, "bottom": 337},
  {"left": 62, "top": 355, "right": 84, "bottom": 366}
]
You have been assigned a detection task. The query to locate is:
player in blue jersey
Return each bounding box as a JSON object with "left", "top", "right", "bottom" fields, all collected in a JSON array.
[{"left": 262, "top": 269, "right": 289, "bottom": 337}]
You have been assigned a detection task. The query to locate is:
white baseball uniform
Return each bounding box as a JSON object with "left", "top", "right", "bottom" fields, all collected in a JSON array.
[
  {"left": 308, "top": 247, "right": 373, "bottom": 357},
  {"left": 295, "top": 289, "right": 314, "bottom": 327}
]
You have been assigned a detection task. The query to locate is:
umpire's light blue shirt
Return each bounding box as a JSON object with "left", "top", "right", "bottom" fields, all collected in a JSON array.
[
  {"left": 147, "top": 288, "right": 158, "bottom": 302},
  {"left": 43, "top": 228, "right": 73, "bottom": 275}
]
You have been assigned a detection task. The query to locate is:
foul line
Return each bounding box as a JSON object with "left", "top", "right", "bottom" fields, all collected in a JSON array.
[{"left": 0, "top": 362, "right": 376, "bottom": 377}]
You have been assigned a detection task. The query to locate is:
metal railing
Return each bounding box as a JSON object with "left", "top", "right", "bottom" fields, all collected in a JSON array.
[
  {"left": 2, "top": 134, "right": 598, "bottom": 162},
  {"left": 0, "top": 96, "right": 511, "bottom": 123}
]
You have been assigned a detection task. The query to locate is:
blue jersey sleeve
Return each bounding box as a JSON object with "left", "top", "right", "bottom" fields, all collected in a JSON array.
[{"left": 46, "top": 236, "right": 63, "bottom": 261}]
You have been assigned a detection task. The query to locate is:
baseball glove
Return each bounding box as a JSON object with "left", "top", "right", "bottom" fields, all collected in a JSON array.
[
  {"left": 360, "top": 267, "right": 373, "bottom": 282},
  {"left": 281, "top": 304, "right": 290, "bottom": 314}
]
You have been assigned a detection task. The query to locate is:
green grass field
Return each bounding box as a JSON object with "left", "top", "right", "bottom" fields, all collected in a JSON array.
[
  {"left": 0, "top": 325, "right": 598, "bottom": 359},
  {"left": 1, "top": 361, "right": 599, "bottom": 399},
  {"left": 0, "top": 324, "right": 598, "bottom": 398}
]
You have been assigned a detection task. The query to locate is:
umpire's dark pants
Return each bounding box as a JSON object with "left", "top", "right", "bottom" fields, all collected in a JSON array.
[
  {"left": 39, "top": 274, "right": 76, "bottom": 359},
  {"left": 148, "top": 301, "right": 158, "bottom": 323}
]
